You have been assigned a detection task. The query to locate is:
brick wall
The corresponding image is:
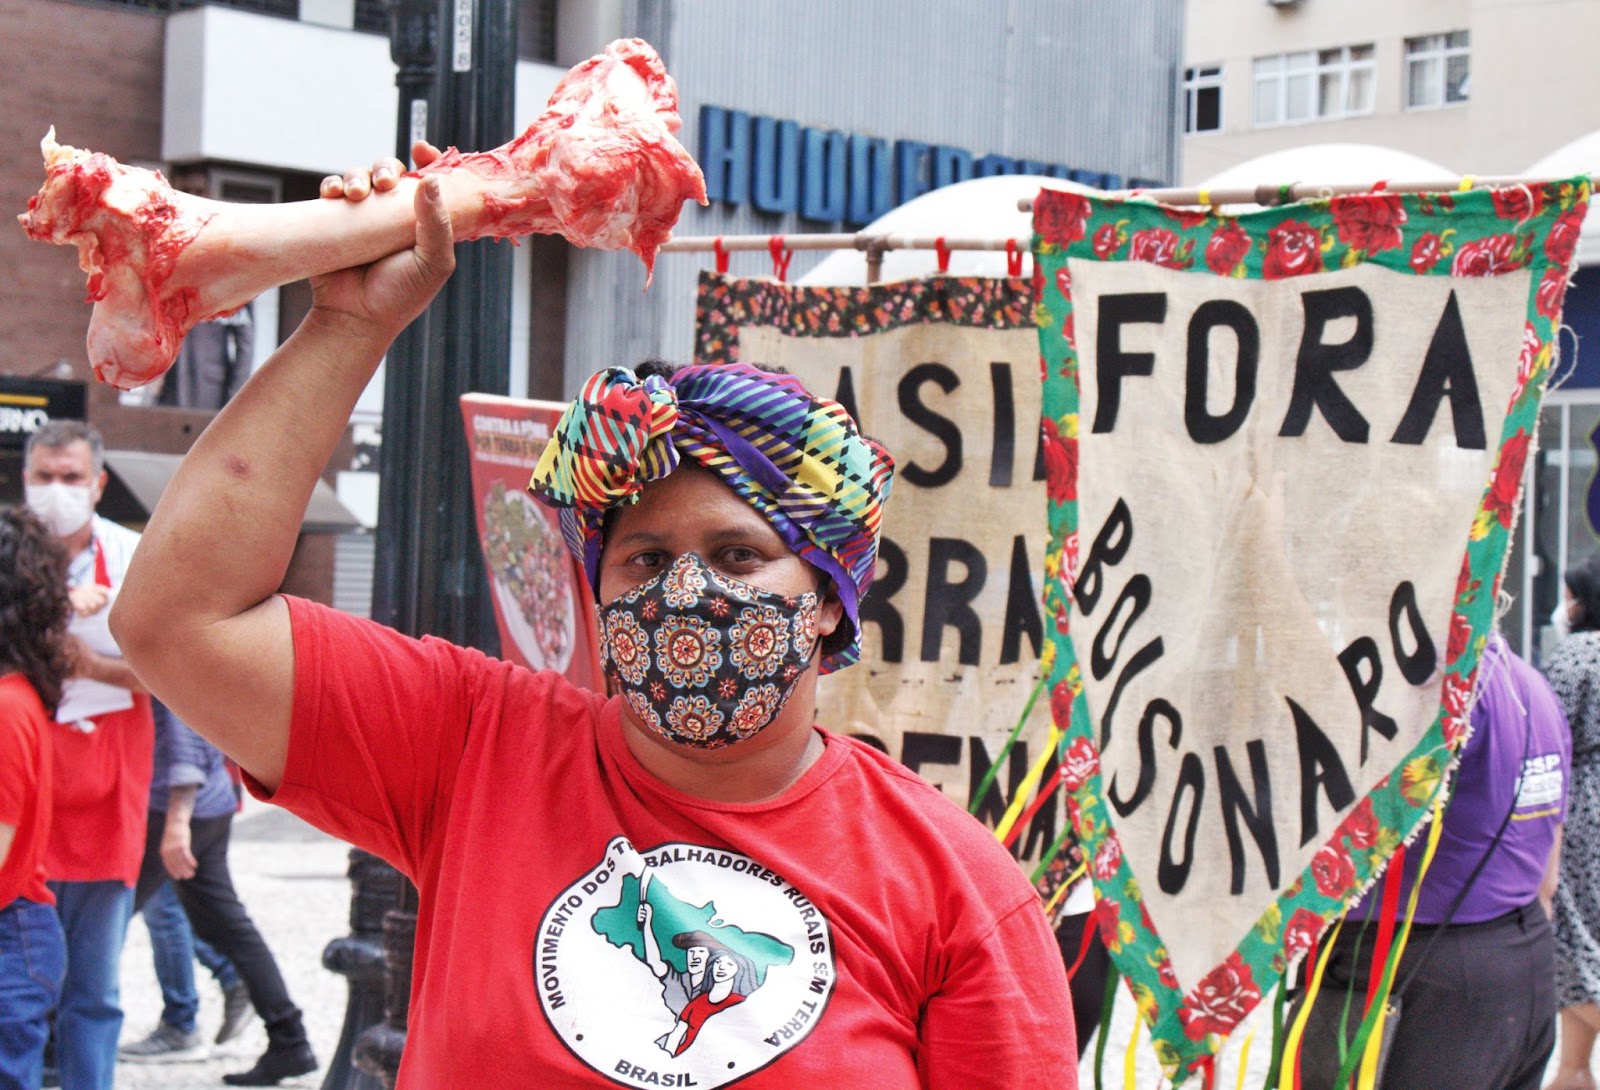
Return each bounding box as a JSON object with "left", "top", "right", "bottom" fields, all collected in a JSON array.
[{"left": 3, "top": 0, "right": 166, "bottom": 387}]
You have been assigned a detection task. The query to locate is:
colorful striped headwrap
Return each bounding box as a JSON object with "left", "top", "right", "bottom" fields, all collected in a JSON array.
[{"left": 528, "top": 362, "right": 894, "bottom": 673}]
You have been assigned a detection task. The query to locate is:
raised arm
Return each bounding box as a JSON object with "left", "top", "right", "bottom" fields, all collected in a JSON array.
[{"left": 111, "top": 177, "right": 455, "bottom": 791}]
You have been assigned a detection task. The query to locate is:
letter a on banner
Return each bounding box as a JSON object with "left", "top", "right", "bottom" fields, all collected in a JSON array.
[{"left": 1032, "top": 178, "right": 1591, "bottom": 1079}]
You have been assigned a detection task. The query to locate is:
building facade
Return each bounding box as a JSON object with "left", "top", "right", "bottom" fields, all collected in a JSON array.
[{"left": 1180, "top": 0, "right": 1600, "bottom": 183}]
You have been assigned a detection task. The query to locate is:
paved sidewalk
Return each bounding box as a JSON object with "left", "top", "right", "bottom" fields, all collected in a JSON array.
[{"left": 114, "top": 800, "right": 355, "bottom": 1090}]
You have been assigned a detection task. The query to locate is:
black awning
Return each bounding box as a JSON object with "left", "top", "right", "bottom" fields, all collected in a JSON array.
[{"left": 100, "top": 449, "right": 361, "bottom": 533}]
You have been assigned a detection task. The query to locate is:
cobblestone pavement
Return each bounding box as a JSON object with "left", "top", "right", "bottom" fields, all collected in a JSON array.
[
  {"left": 107, "top": 796, "right": 1569, "bottom": 1089},
  {"left": 114, "top": 799, "right": 353, "bottom": 1090}
]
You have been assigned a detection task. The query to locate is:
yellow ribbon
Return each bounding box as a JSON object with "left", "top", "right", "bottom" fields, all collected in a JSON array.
[
  {"left": 1043, "top": 861, "right": 1088, "bottom": 918},
  {"left": 1233, "top": 1027, "right": 1255, "bottom": 1090},
  {"left": 1278, "top": 918, "right": 1344, "bottom": 1087},
  {"left": 993, "top": 723, "right": 1063, "bottom": 842},
  {"left": 1124, "top": 1000, "right": 1142, "bottom": 1090}
]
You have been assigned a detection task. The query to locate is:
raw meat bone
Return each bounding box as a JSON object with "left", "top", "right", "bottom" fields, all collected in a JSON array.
[{"left": 18, "top": 37, "right": 707, "bottom": 390}]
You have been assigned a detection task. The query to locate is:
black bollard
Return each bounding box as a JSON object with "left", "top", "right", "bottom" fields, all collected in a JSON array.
[
  {"left": 352, "top": 883, "right": 419, "bottom": 1088},
  {"left": 318, "top": 850, "right": 401, "bottom": 1090}
]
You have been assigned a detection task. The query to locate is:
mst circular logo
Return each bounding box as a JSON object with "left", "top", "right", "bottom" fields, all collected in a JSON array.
[{"left": 534, "top": 837, "right": 836, "bottom": 1088}]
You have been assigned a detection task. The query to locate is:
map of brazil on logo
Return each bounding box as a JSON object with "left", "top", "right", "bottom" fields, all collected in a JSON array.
[{"left": 534, "top": 837, "right": 837, "bottom": 1088}]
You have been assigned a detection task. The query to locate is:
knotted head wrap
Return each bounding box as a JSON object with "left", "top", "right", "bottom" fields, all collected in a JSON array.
[{"left": 528, "top": 362, "right": 894, "bottom": 673}]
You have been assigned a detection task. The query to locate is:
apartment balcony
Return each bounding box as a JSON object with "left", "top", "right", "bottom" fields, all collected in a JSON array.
[{"left": 161, "top": 3, "right": 564, "bottom": 176}]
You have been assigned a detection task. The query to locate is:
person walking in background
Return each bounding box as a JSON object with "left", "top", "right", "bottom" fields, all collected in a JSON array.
[
  {"left": 121, "top": 699, "right": 252, "bottom": 1064},
  {"left": 130, "top": 699, "right": 314, "bottom": 1085},
  {"left": 1543, "top": 557, "right": 1600, "bottom": 1090},
  {"left": 24, "top": 420, "right": 156, "bottom": 1090},
  {"left": 1299, "top": 631, "right": 1566, "bottom": 1090},
  {"left": 0, "top": 507, "right": 71, "bottom": 1090},
  {"left": 126, "top": 883, "right": 250, "bottom": 1062}
]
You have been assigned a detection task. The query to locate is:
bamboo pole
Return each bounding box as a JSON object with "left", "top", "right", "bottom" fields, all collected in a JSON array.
[
  {"left": 657, "top": 233, "right": 1031, "bottom": 253},
  {"left": 657, "top": 174, "right": 1568, "bottom": 279}
]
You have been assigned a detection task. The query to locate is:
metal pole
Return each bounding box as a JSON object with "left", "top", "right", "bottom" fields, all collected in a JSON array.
[
  {"left": 318, "top": 851, "right": 399, "bottom": 1090},
  {"left": 324, "top": 5, "right": 443, "bottom": 1089},
  {"left": 356, "top": 1, "right": 517, "bottom": 1083}
]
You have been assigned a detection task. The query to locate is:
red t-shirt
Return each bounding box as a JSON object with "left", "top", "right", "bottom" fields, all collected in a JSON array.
[
  {"left": 0, "top": 674, "right": 56, "bottom": 907},
  {"left": 44, "top": 526, "right": 155, "bottom": 886},
  {"left": 254, "top": 598, "right": 1077, "bottom": 1089},
  {"left": 42, "top": 695, "right": 153, "bottom": 886}
]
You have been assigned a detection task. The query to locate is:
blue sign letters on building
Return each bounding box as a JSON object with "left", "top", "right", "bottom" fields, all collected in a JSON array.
[{"left": 699, "top": 105, "right": 1157, "bottom": 227}]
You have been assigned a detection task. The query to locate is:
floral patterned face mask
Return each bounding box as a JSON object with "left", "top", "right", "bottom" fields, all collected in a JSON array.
[{"left": 599, "top": 552, "right": 821, "bottom": 749}]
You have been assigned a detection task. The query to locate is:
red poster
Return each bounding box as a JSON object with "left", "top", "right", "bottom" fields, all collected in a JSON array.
[{"left": 460, "top": 393, "right": 604, "bottom": 691}]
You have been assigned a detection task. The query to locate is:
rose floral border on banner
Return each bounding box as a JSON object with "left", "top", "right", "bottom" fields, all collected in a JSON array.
[{"left": 1032, "top": 177, "right": 1591, "bottom": 1080}]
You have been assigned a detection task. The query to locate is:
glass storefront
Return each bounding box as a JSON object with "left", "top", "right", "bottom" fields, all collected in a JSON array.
[{"left": 1507, "top": 390, "right": 1600, "bottom": 666}]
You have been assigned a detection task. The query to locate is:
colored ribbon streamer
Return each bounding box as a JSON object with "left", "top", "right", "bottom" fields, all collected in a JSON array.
[
  {"left": 1123, "top": 1002, "right": 1142, "bottom": 1090},
  {"left": 1002, "top": 764, "right": 1065, "bottom": 850},
  {"left": 1341, "top": 794, "right": 1450, "bottom": 1090},
  {"left": 1094, "top": 970, "right": 1119, "bottom": 1090},
  {"left": 1233, "top": 1027, "right": 1255, "bottom": 1090},
  {"left": 1045, "top": 861, "right": 1088, "bottom": 923},
  {"left": 994, "top": 723, "right": 1063, "bottom": 843},
  {"left": 768, "top": 235, "right": 792, "bottom": 281},
  {"left": 972, "top": 673, "right": 1047, "bottom": 818},
  {"left": 1030, "top": 823, "right": 1077, "bottom": 885},
  {"left": 1278, "top": 921, "right": 1342, "bottom": 1090},
  {"left": 1361, "top": 845, "right": 1405, "bottom": 1021},
  {"left": 1262, "top": 981, "right": 1287, "bottom": 1090}
]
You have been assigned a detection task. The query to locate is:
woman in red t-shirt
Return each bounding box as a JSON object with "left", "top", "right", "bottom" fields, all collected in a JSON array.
[
  {"left": 0, "top": 506, "right": 70, "bottom": 1089},
  {"left": 660, "top": 949, "right": 754, "bottom": 1058}
]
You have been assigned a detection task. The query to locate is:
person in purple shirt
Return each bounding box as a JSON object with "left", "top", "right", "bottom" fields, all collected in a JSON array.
[{"left": 1298, "top": 631, "right": 1568, "bottom": 1090}]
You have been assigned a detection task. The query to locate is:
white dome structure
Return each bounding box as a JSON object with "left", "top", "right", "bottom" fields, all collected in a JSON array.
[
  {"left": 1526, "top": 130, "right": 1600, "bottom": 265},
  {"left": 798, "top": 174, "right": 1096, "bottom": 286},
  {"left": 1195, "top": 143, "right": 1457, "bottom": 194}
]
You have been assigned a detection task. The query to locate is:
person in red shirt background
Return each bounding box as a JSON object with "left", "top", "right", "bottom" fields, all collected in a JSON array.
[
  {"left": 24, "top": 420, "right": 157, "bottom": 1090},
  {"left": 0, "top": 506, "right": 70, "bottom": 1090}
]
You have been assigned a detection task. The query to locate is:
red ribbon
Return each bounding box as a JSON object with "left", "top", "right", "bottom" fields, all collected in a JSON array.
[
  {"left": 1001, "top": 766, "right": 1065, "bottom": 850},
  {"left": 768, "top": 235, "right": 792, "bottom": 282},
  {"left": 1363, "top": 841, "right": 1405, "bottom": 1023},
  {"left": 1063, "top": 902, "right": 1100, "bottom": 981}
]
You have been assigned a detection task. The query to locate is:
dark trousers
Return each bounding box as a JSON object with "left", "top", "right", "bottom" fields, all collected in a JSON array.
[
  {"left": 1297, "top": 900, "right": 1555, "bottom": 1090},
  {"left": 133, "top": 812, "right": 307, "bottom": 1050},
  {"left": 1055, "top": 911, "right": 1110, "bottom": 1060}
]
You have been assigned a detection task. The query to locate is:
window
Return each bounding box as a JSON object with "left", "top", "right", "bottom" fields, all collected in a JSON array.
[
  {"left": 1406, "top": 32, "right": 1471, "bottom": 109},
  {"left": 1183, "top": 65, "right": 1224, "bottom": 133},
  {"left": 1253, "top": 44, "right": 1375, "bottom": 126}
]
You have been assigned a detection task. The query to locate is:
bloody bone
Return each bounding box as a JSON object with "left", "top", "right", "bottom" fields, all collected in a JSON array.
[{"left": 18, "top": 38, "right": 707, "bottom": 390}]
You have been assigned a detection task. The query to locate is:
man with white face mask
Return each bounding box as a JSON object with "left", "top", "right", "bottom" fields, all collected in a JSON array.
[{"left": 22, "top": 420, "right": 155, "bottom": 1090}]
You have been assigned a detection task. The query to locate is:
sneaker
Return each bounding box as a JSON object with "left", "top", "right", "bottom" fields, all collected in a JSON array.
[
  {"left": 118, "top": 1022, "right": 210, "bottom": 1063},
  {"left": 216, "top": 981, "right": 255, "bottom": 1045},
  {"left": 222, "top": 1043, "right": 318, "bottom": 1086}
]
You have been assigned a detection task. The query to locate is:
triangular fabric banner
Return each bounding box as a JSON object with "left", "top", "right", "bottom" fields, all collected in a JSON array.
[{"left": 1031, "top": 178, "right": 1591, "bottom": 1080}]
